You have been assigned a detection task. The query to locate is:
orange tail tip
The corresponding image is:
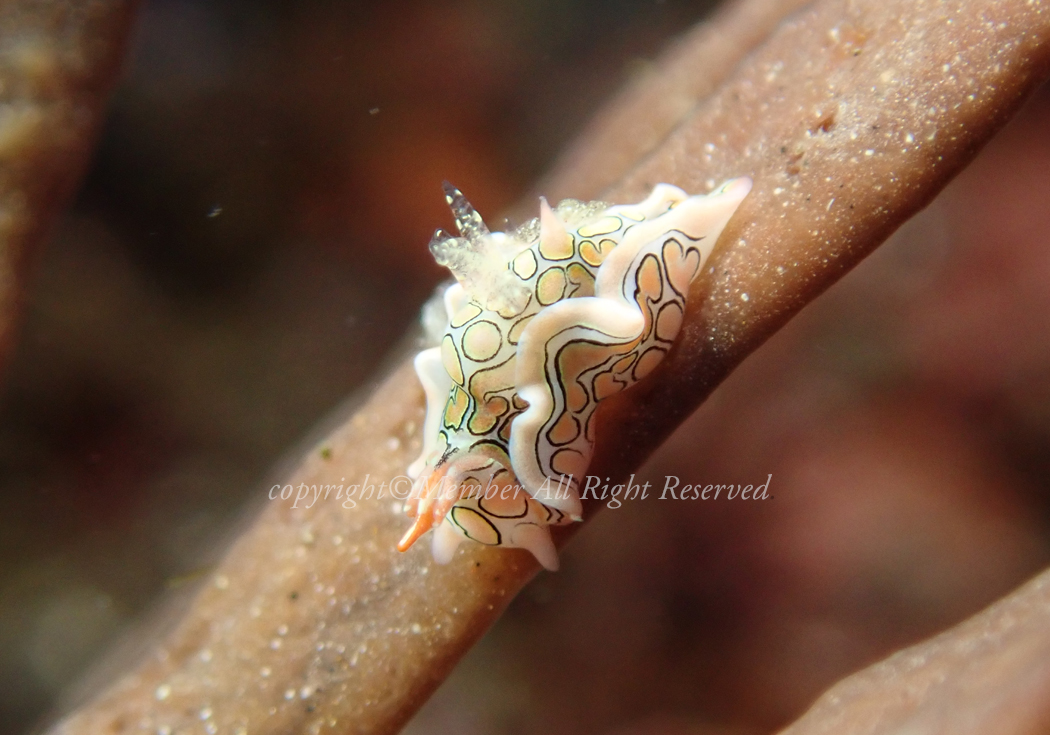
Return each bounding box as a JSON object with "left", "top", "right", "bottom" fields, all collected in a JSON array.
[
  {"left": 397, "top": 513, "right": 435, "bottom": 552},
  {"left": 398, "top": 466, "right": 461, "bottom": 552}
]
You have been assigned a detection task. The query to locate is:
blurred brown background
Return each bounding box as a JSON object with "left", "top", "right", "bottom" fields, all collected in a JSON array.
[{"left": 3, "top": 1, "right": 1050, "bottom": 734}]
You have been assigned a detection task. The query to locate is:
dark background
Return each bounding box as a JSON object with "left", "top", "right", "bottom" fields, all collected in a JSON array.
[{"left": 4, "top": 2, "right": 1050, "bottom": 734}]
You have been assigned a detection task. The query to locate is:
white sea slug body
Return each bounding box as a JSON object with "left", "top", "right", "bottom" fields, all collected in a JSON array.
[{"left": 400, "top": 178, "right": 752, "bottom": 570}]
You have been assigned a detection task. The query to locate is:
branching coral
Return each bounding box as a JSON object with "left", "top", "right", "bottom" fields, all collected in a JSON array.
[{"left": 42, "top": 0, "right": 1050, "bottom": 733}]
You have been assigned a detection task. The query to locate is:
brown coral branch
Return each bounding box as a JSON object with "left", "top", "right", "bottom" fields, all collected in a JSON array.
[
  {"left": 0, "top": 0, "right": 138, "bottom": 376},
  {"left": 532, "top": 0, "right": 815, "bottom": 202},
  {"left": 779, "top": 567, "right": 1050, "bottom": 734},
  {"left": 47, "top": 0, "right": 1050, "bottom": 733}
]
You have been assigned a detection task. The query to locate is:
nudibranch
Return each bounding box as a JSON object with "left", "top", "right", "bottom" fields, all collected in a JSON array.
[{"left": 401, "top": 178, "right": 752, "bottom": 570}]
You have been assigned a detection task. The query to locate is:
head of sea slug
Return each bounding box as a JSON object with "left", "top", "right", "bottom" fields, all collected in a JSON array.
[{"left": 427, "top": 182, "right": 532, "bottom": 315}]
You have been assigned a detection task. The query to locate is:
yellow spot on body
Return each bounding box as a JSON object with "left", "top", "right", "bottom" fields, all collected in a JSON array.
[
  {"left": 560, "top": 341, "right": 608, "bottom": 383},
  {"left": 462, "top": 321, "right": 502, "bottom": 362},
  {"left": 577, "top": 216, "right": 623, "bottom": 238},
  {"left": 655, "top": 302, "right": 684, "bottom": 342},
  {"left": 636, "top": 255, "right": 664, "bottom": 305},
  {"left": 478, "top": 487, "right": 529, "bottom": 518},
  {"left": 536, "top": 267, "right": 567, "bottom": 305},
  {"left": 565, "top": 262, "right": 595, "bottom": 297},
  {"left": 444, "top": 386, "right": 470, "bottom": 428},
  {"left": 512, "top": 249, "right": 538, "bottom": 279},
  {"left": 633, "top": 346, "right": 666, "bottom": 381},
  {"left": 565, "top": 382, "right": 588, "bottom": 414},
  {"left": 467, "top": 358, "right": 515, "bottom": 403},
  {"left": 450, "top": 303, "right": 482, "bottom": 328},
  {"left": 538, "top": 228, "right": 574, "bottom": 261},
  {"left": 468, "top": 395, "right": 509, "bottom": 435},
  {"left": 550, "top": 447, "right": 585, "bottom": 477},
  {"left": 547, "top": 412, "right": 580, "bottom": 445},
  {"left": 556, "top": 340, "right": 612, "bottom": 412},
  {"left": 613, "top": 354, "right": 636, "bottom": 374},
  {"left": 464, "top": 357, "right": 516, "bottom": 436},
  {"left": 579, "top": 238, "right": 615, "bottom": 267},
  {"left": 662, "top": 240, "right": 701, "bottom": 295},
  {"left": 593, "top": 371, "right": 624, "bottom": 401},
  {"left": 451, "top": 507, "right": 500, "bottom": 545},
  {"left": 442, "top": 335, "right": 464, "bottom": 385}
]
